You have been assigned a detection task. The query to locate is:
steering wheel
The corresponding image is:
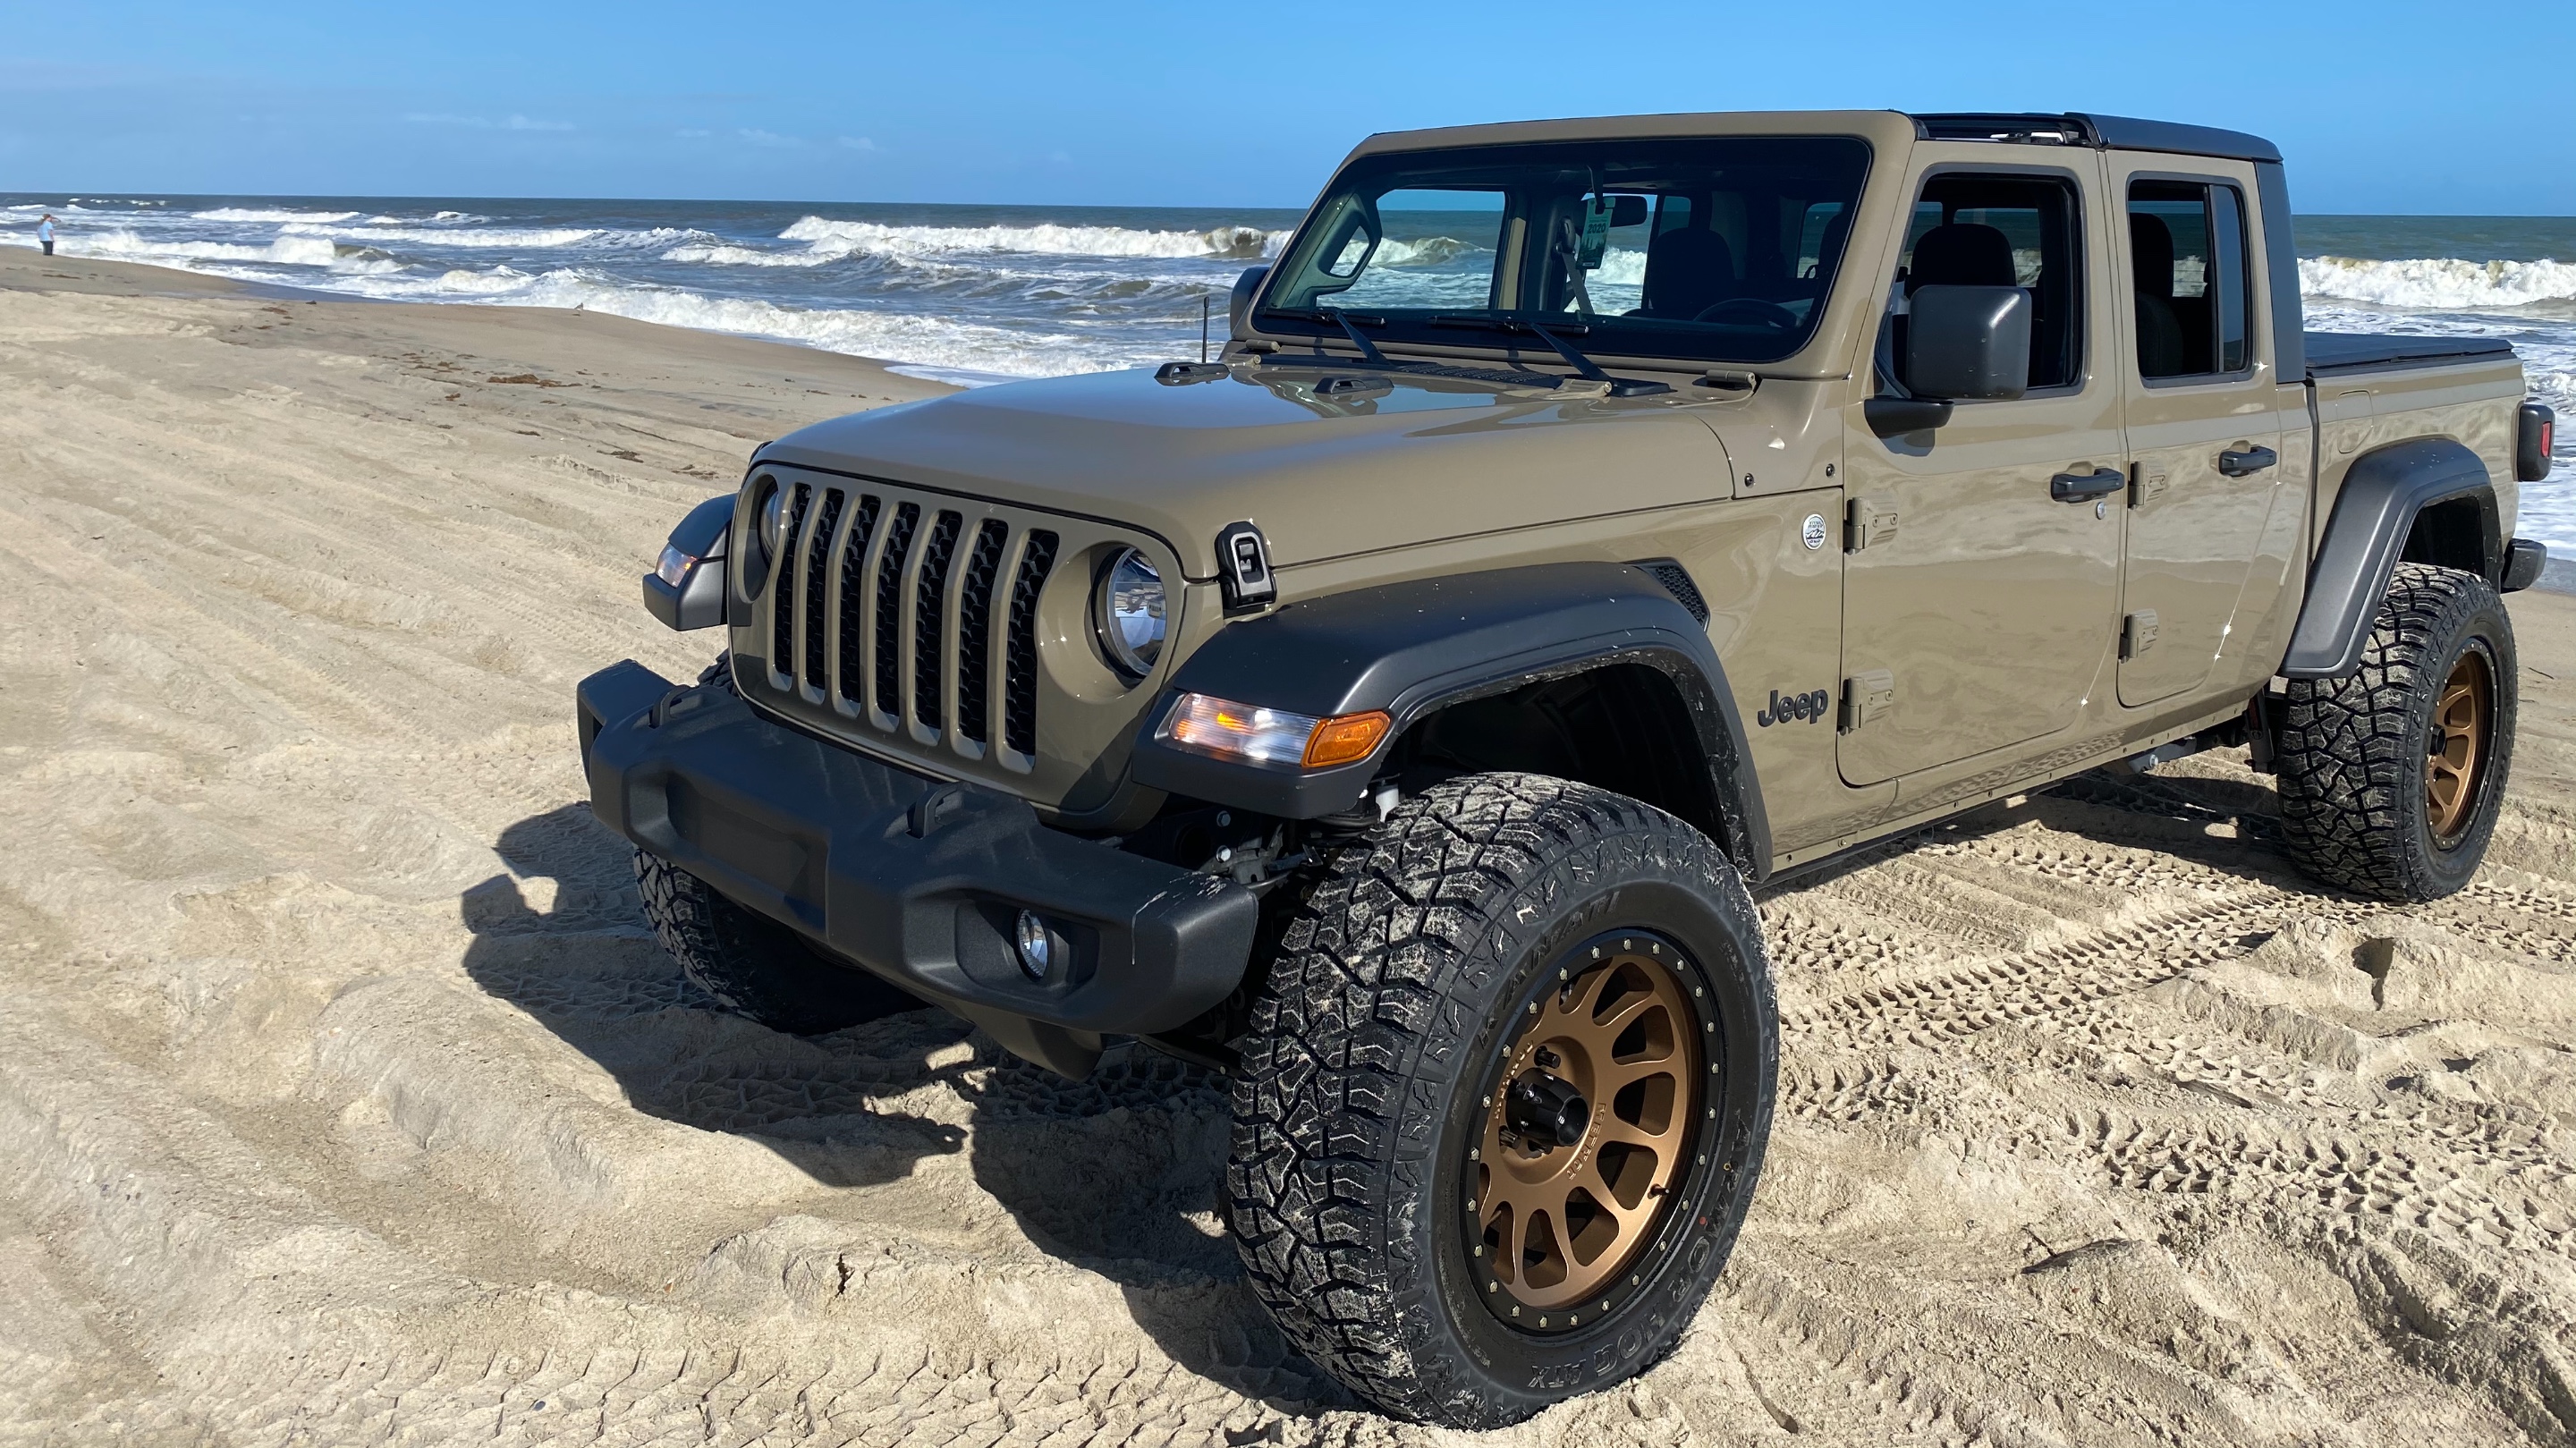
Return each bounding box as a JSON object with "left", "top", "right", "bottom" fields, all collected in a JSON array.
[{"left": 1691, "top": 297, "right": 1801, "bottom": 329}]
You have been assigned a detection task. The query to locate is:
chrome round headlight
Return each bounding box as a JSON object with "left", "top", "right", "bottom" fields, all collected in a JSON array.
[
  {"left": 1096, "top": 547, "right": 1166, "bottom": 677},
  {"left": 758, "top": 482, "right": 788, "bottom": 563}
]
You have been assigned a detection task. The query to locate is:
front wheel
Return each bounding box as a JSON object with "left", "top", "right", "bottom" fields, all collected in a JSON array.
[
  {"left": 634, "top": 851, "right": 922, "bottom": 1035},
  {"left": 1226, "top": 774, "right": 1775, "bottom": 1427},
  {"left": 2275, "top": 562, "right": 2518, "bottom": 902}
]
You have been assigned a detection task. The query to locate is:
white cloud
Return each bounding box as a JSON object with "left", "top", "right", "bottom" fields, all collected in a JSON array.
[
  {"left": 403, "top": 112, "right": 573, "bottom": 132},
  {"left": 736, "top": 128, "right": 800, "bottom": 148},
  {"left": 835, "top": 135, "right": 877, "bottom": 152}
]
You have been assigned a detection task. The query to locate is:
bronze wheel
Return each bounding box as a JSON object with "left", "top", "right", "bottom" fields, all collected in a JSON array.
[
  {"left": 1470, "top": 931, "right": 1703, "bottom": 1330},
  {"left": 2427, "top": 648, "right": 2492, "bottom": 843},
  {"left": 2278, "top": 563, "right": 2517, "bottom": 902},
  {"left": 1227, "top": 775, "right": 1775, "bottom": 1427}
]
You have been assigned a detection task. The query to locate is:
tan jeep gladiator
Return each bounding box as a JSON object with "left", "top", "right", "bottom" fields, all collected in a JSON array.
[{"left": 576, "top": 110, "right": 2560, "bottom": 1426}]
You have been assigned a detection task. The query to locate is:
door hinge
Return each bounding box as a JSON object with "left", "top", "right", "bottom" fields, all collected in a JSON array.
[
  {"left": 1840, "top": 670, "right": 1895, "bottom": 732},
  {"left": 2130, "top": 462, "right": 2167, "bottom": 509},
  {"left": 2122, "top": 610, "right": 2160, "bottom": 659},
  {"left": 1845, "top": 498, "right": 1899, "bottom": 552}
]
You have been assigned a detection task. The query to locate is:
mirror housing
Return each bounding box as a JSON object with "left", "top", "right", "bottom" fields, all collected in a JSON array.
[
  {"left": 1229, "top": 266, "right": 1269, "bottom": 340},
  {"left": 1907, "top": 284, "right": 2031, "bottom": 402}
]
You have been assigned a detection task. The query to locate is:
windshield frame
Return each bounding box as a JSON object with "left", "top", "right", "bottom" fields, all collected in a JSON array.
[{"left": 1254, "top": 134, "right": 1876, "bottom": 371}]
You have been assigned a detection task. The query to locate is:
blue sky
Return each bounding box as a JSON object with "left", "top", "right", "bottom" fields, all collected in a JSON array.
[{"left": 2, "top": 1, "right": 2566, "bottom": 214}]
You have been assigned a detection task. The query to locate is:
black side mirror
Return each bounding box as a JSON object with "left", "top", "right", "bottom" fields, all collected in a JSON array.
[
  {"left": 1907, "top": 284, "right": 2031, "bottom": 402},
  {"left": 1230, "top": 265, "right": 1270, "bottom": 340}
]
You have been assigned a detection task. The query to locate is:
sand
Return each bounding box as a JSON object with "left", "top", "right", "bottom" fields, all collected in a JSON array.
[{"left": 3, "top": 246, "right": 2573, "bottom": 1448}]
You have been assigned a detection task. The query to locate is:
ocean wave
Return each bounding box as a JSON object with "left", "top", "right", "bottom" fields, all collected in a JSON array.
[
  {"left": 55, "top": 228, "right": 403, "bottom": 274},
  {"left": 194, "top": 207, "right": 361, "bottom": 224},
  {"left": 775, "top": 216, "right": 1285, "bottom": 261},
  {"left": 281, "top": 222, "right": 606, "bottom": 249},
  {"left": 1594, "top": 246, "right": 1647, "bottom": 287},
  {"left": 660, "top": 241, "right": 833, "bottom": 268},
  {"left": 1371, "top": 235, "right": 1482, "bottom": 267},
  {"left": 2300, "top": 255, "right": 2576, "bottom": 311}
]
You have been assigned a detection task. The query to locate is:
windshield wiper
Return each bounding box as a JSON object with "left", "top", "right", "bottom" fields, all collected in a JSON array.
[
  {"left": 1429, "top": 315, "right": 1609, "bottom": 382},
  {"left": 1428, "top": 315, "right": 1674, "bottom": 396},
  {"left": 1259, "top": 307, "right": 1389, "bottom": 366}
]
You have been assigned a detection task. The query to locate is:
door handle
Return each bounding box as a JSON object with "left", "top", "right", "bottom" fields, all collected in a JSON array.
[
  {"left": 2049, "top": 466, "right": 2127, "bottom": 503},
  {"left": 2218, "top": 444, "right": 2279, "bottom": 478}
]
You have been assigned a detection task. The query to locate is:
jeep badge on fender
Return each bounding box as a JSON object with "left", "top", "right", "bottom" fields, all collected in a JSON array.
[{"left": 1758, "top": 688, "right": 1831, "bottom": 726}]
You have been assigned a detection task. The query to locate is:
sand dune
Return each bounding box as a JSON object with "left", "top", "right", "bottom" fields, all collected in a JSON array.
[{"left": 3, "top": 249, "right": 2573, "bottom": 1447}]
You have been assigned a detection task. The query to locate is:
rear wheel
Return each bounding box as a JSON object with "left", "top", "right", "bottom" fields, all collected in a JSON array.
[
  {"left": 1226, "top": 774, "right": 1775, "bottom": 1427},
  {"left": 2276, "top": 563, "right": 2517, "bottom": 902}
]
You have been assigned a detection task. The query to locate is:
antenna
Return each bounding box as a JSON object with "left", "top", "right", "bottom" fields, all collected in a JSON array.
[{"left": 1200, "top": 295, "right": 1210, "bottom": 363}]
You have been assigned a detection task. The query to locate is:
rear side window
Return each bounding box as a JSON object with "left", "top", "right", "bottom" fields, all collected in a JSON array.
[{"left": 2128, "top": 180, "right": 2253, "bottom": 380}]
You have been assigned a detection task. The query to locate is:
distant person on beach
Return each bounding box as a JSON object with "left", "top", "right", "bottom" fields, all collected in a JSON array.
[{"left": 38, "top": 215, "right": 55, "bottom": 256}]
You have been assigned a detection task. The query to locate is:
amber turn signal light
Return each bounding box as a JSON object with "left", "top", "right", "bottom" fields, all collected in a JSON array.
[{"left": 1302, "top": 711, "right": 1391, "bottom": 768}]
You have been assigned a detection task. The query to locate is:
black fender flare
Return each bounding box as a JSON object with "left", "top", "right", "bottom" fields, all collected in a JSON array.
[
  {"left": 1127, "top": 562, "right": 1771, "bottom": 879},
  {"left": 2282, "top": 438, "right": 2498, "bottom": 679}
]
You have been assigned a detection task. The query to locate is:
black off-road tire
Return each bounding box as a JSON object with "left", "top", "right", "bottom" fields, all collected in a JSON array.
[
  {"left": 2276, "top": 563, "right": 2518, "bottom": 902},
  {"left": 1226, "top": 773, "right": 1775, "bottom": 1427},
  {"left": 631, "top": 654, "right": 921, "bottom": 1035}
]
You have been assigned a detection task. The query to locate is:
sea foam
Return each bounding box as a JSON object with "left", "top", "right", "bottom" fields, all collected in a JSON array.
[
  {"left": 771, "top": 217, "right": 1284, "bottom": 262},
  {"left": 2301, "top": 255, "right": 2576, "bottom": 311},
  {"left": 193, "top": 207, "right": 362, "bottom": 224}
]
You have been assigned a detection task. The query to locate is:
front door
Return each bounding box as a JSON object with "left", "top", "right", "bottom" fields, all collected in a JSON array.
[
  {"left": 2111, "top": 157, "right": 2291, "bottom": 707},
  {"left": 1837, "top": 160, "right": 2127, "bottom": 787}
]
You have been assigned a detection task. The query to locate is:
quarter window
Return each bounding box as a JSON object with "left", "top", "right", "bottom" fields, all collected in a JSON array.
[{"left": 2128, "top": 180, "right": 2253, "bottom": 379}]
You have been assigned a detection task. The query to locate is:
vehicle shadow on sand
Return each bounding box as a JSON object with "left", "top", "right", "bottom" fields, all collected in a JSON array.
[
  {"left": 1764, "top": 759, "right": 2310, "bottom": 898},
  {"left": 461, "top": 802, "right": 1342, "bottom": 1415}
]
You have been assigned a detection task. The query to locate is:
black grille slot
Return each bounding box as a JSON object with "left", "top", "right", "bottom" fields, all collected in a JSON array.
[
  {"left": 912, "top": 511, "right": 963, "bottom": 729},
  {"left": 871, "top": 502, "right": 920, "bottom": 716},
  {"left": 1004, "top": 530, "right": 1057, "bottom": 757},
  {"left": 768, "top": 482, "right": 812, "bottom": 675},
  {"left": 801, "top": 488, "right": 845, "bottom": 690},
  {"left": 833, "top": 493, "right": 882, "bottom": 707},
  {"left": 955, "top": 520, "right": 1009, "bottom": 745}
]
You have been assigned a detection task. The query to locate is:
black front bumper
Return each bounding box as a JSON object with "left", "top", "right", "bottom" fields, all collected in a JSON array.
[{"left": 577, "top": 661, "right": 1258, "bottom": 1072}]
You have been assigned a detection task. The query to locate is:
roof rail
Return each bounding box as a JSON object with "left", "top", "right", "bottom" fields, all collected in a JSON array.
[{"left": 1911, "top": 112, "right": 2281, "bottom": 165}]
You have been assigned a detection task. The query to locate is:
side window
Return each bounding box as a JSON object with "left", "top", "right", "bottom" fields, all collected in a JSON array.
[
  {"left": 1885, "top": 174, "right": 2084, "bottom": 393},
  {"left": 2128, "top": 180, "right": 2253, "bottom": 380}
]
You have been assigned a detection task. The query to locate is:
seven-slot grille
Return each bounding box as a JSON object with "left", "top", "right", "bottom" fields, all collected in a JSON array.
[{"left": 754, "top": 478, "right": 1058, "bottom": 765}]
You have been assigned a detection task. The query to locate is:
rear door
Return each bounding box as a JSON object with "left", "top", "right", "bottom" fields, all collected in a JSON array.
[
  {"left": 1836, "top": 157, "right": 2128, "bottom": 786},
  {"left": 2110, "top": 157, "right": 2291, "bottom": 707}
]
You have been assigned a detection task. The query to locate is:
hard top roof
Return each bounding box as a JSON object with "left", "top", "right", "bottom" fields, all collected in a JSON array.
[
  {"left": 1344, "top": 110, "right": 2280, "bottom": 165},
  {"left": 1914, "top": 113, "right": 2281, "bottom": 164}
]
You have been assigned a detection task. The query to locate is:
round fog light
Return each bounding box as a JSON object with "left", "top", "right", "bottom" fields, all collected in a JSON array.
[{"left": 1013, "top": 910, "right": 1052, "bottom": 980}]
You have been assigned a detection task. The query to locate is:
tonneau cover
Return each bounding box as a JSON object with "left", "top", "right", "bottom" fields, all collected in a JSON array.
[{"left": 2305, "top": 331, "right": 2514, "bottom": 378}]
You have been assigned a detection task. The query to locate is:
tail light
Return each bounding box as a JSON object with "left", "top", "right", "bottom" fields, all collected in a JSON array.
[{"left": 2521, "top": 402, "right": 2557, "bottom": 483}]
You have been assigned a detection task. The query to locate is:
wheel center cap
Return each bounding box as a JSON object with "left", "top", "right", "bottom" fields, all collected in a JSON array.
[{"left": 1504, "top": 1070, "right": 1589, "bottom": 1147}]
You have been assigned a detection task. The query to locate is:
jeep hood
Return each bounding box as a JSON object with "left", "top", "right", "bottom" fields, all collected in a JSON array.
[{"left": 755, "top": 364, "right": 1734, "bottom": 579}]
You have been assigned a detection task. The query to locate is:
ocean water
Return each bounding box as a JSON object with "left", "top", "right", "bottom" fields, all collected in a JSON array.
[{"left": 5, "top": 195, "right": 2570, "bottom": 546}]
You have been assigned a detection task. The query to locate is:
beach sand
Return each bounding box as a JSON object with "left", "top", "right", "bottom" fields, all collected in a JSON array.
[{"left": 4, "top": 246, "right": 2574, "bottom": 1447}]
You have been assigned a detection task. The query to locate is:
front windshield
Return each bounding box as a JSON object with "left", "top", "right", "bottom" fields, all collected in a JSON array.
[{"left": 1263, "top": 136, "right": 1870, "bottom": 366}]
